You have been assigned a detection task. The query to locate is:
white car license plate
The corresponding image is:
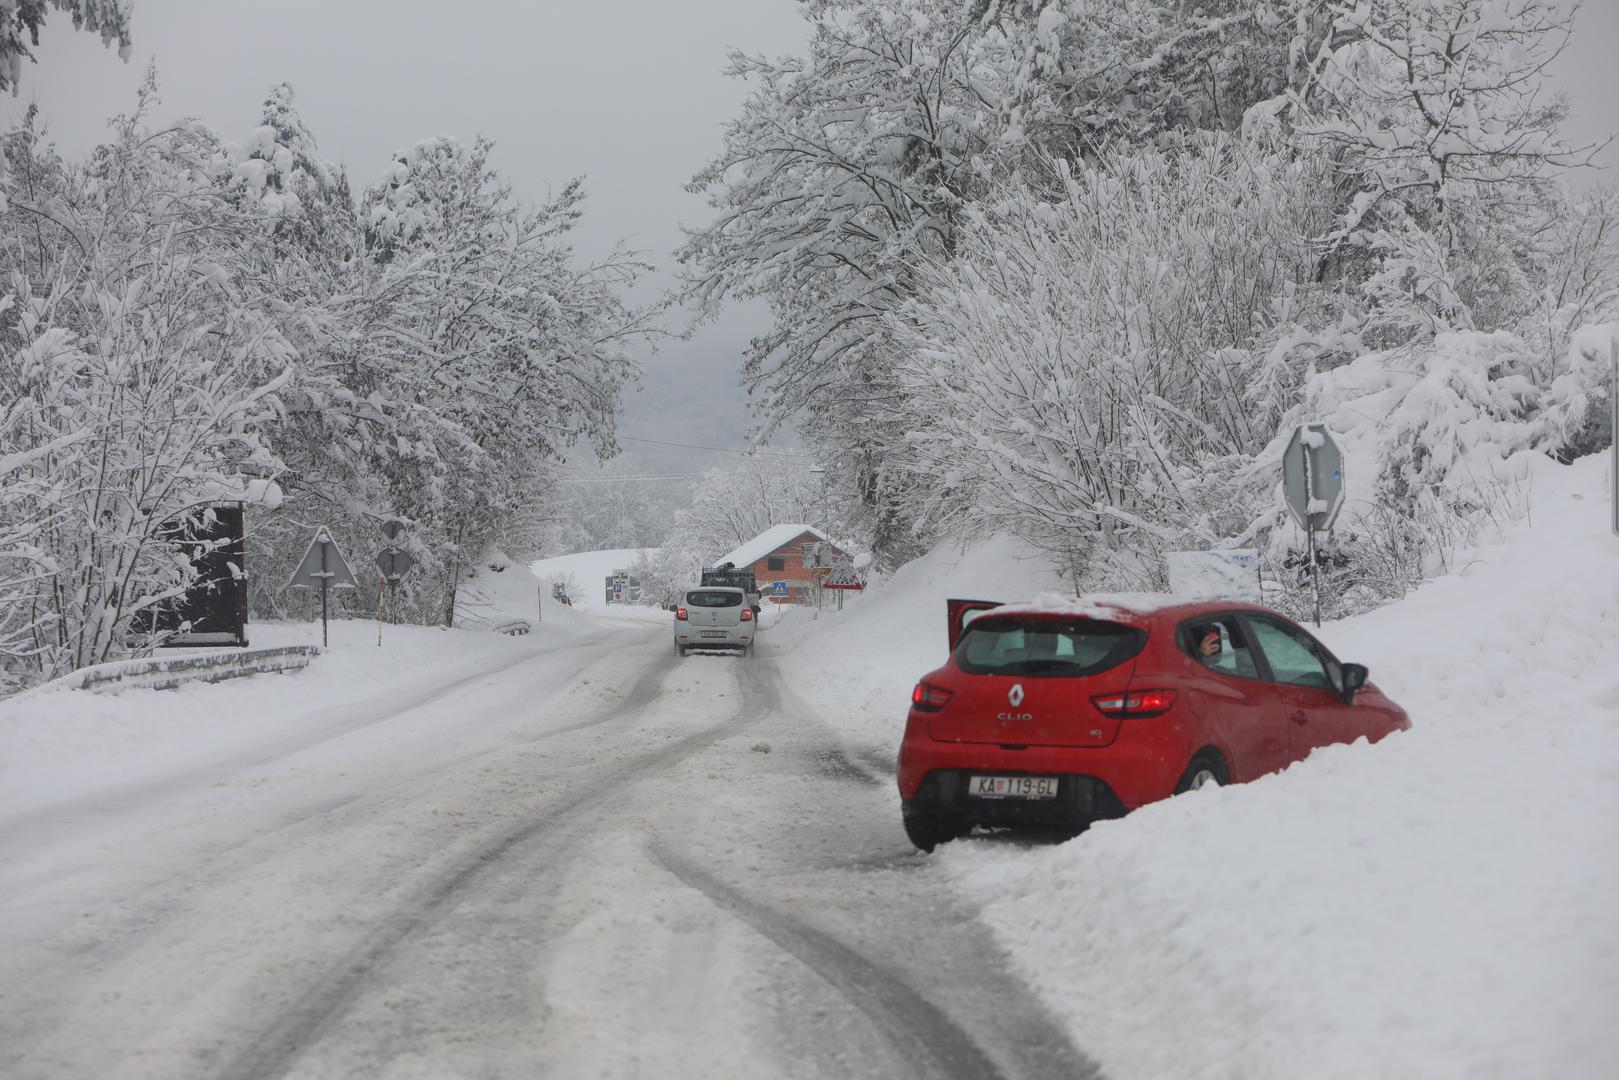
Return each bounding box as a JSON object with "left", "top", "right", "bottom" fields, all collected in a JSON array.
[
  {"left": 700, "top": 630, "right": 729, "bottom": 638},
  {"left": 969, "top": 775, "right": 1059, "bottom": 799}
]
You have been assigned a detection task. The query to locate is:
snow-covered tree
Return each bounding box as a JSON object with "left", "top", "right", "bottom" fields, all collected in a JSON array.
[
  {"left": 357, "top": 135, "right": 651, "bottom": 619},
  {"left": 0, "top": 90, "right": 292, "bottom": 683},
  {"left": 1286, "top": 0, "right": 1588, "bottom": 337},
  {"left": 0, "top": 0, "right": 132, "bottom": 95},
  {"left": 679, "top": 0, "right": 1014, "bottom": 563},
  {"left": 0, "top": 77, "right": 654, "bottom": 684},
  {"left": 985, "top": 0, "right": 1313, "bottom": 155}
]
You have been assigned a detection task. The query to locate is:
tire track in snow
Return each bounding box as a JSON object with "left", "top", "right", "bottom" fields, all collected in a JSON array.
[
  {"left": 0, "top": 627, "right": 682, "bottom": 1078},
  {"left": 217, "top": 645, "right": 772, "bottom": 1080},
  {"left": 649, "top": 658, "right": 1101, "bottom": 1080},
  {"left": 651, "top": 843, "right": 1014, "bottom": 1080}
]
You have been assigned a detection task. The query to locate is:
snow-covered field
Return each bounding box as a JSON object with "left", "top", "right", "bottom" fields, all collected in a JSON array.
[{"left": 774, "top": 451, "right": 1619, "bottom": 1079}]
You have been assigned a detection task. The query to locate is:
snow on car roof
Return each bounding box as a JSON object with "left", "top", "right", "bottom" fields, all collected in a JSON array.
[
  {"left": 988, "top": 592, "right": 1217, "bottom": 620},
  {"left": 715, "top": 524, "right": 832, "bottom": 570}
]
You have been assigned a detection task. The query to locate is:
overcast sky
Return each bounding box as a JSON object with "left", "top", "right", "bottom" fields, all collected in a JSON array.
[{"left": 11, "top": 0, "right": 1619, "bottom": 475}]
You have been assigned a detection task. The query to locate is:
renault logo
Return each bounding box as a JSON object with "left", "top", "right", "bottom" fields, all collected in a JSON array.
[{"left": 1008, "top": 683, "right": 1025, "bottom": 707}]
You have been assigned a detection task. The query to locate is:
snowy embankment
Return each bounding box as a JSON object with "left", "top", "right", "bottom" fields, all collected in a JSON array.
[
  {"left": 0, "top": 557, "right": 590, "bottom": 822},
  {"left": 775, "top": 452, "right": 1619, "bottom": 1079},
  {"left": 531, "top": 547, "right": 656, "bottom": 610}
]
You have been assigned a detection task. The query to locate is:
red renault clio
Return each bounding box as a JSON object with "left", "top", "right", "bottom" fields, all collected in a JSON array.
[{"left": 897, "top": 595, "right": 1409, "bottom": 850}]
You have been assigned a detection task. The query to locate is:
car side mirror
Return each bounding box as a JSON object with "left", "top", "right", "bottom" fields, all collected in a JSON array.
[{"left": 1340, "top": 662, "right": 1369, "bottom": 703}]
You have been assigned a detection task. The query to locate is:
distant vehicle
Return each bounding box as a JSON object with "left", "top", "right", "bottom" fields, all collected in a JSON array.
[
  {"left": 701, "top": 563, "right": 762, "bottom": 620},
  {"left": 674, "top": 586, "right": 755, "bottom": 656},
  {"left": 897, "top": 596, "right": 1410, "bottom": 851},
  {"left": 551, "top": 582, "right": 572, "bottom": 606}
]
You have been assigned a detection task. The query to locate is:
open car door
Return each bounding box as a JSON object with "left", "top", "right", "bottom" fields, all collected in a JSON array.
[{"left": 946, "top": 598, "right": 1004, "bottom": 652}]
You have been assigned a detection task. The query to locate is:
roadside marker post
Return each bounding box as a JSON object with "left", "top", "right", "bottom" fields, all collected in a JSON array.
[{"left": 373, "top": 524, "right": 415, "bottom": 645}]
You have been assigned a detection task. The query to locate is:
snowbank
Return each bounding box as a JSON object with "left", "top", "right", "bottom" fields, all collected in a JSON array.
[
  {"left": 0, "top": 569, "right": 594, "bottom": 824},
  {"left": 778, "top": 452, "right": 1619, "bottom": 1078},
  {"left": 768, "top": 533, "right": 1067, "bottom": 749},
  {"left": 456, "top": 547, "right": 588, "bottom": 632}
]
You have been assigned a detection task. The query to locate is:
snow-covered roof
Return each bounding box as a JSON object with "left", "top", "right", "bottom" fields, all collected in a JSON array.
[{"left": 716, "top": 524, "right": 835, "bottom": 569}]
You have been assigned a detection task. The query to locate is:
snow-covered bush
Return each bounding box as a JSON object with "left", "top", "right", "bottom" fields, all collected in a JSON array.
[
  {"left": 894, "top": 142, "right": 1333, "bottom": 586},
  {"left": 0, "top": 257, "right": 291, "bottom": 684}
]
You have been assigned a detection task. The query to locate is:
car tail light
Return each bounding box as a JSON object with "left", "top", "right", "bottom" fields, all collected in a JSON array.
[
  {"left": 911, "top": 679, "right": 954, "bottom": 713},
  {"left": 1091, "top": 689, "right": 1176, "bottom": 719},
  {"left": 740, "top": 608, "right": 752, "bottom": 621},
  {"left": 675, "top": 608, "right": 688, "bottom": 621}
]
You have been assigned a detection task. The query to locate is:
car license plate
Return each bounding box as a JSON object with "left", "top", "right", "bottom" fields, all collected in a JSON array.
[
  {"left": 700, "top": 631, "right": 728, "bottom": 638},
  {"left": 968, "top": 775, "right": 1059, "bottom": 799}
]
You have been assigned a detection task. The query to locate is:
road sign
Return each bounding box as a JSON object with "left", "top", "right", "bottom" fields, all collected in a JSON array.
[
  {"left": 771, "top": 580, "right": 789, "bottom": 595},
  {"left": 380, "top": 518, "right": 406, "bottom": 543},
  {"left": 823, "top": 560, "right": 864, "bottom": 590},
  {"left": 1282, "top": 423, "right": 1345, "bottom": 533},
  {"left": 288, "top": 527, "right": 357, "bottom": 647},
  {"left": 375, "top": 548, "right": 415, "bottom": 581},
  {"left": 1281, "top": 424, "right": 1344, "bottom": 627},
  {"left": 289, "top": 527, "right": 357, "bottom": 590}
]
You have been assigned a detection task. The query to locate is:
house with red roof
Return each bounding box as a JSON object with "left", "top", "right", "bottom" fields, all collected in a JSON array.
[{"left": 714, "top": 524, "right": 849, "bottom": 604}]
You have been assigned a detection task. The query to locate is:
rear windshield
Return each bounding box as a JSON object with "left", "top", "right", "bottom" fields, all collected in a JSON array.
[
  {"left": 686, "top": 590, "right": 742, "bottom": 608},
  {"left": 956, "top": 617, "right": 1145, "bottom": 677}
]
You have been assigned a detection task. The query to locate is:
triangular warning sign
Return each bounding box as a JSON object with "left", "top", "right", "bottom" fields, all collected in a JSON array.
[
  {"left": 823, "top": 562, "right": 864, "bottom": 590},
  {"left": 288, "top": 526, "right": 358, "bottom": 590}
]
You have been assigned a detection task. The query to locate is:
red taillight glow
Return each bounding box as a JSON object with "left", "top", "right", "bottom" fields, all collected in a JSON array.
[
  {"left": 911, "top": 679, "right": 954, "bottom": 712},
  {"left": 1091, "top": 689, "right": 1176, "bottom": 718},
  {"left": 740, "top": 608, "right": 753, "bottom": 621},
  {"left": 675, "top": 608, "right": 689, "bottom": 621}
]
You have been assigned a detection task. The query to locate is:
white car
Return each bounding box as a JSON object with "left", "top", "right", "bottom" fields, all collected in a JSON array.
[{"left": 674, "top": 586, "right": 755, "bottom": 656}]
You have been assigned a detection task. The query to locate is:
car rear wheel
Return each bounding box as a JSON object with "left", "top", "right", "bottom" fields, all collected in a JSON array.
[
  {"left": 676, "top": 643, "right": 687, "bottom": 657},
  {"left": 1175, "top": 752, "right": 1229, "bottom": 794},
  {"left": 902, "top": 810, "right": 962, "bottom": 853}
]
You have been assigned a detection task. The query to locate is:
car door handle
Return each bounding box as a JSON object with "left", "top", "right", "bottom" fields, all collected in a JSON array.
[{"left": 1290, "top": 711, "right": 1309, "bottom": 726}]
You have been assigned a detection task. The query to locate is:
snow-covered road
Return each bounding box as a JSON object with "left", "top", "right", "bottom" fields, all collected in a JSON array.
[{"left": 0, "top": 617, "right": 1094, "bottom": 1080}]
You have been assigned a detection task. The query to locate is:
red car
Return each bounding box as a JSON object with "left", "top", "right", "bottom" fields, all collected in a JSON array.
[{"left": 897, "top": 595, "right": 1410, "bottom": 850}]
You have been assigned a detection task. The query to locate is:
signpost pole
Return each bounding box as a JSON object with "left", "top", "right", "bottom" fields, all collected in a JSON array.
[
  {"left": 320, "top": 543, "right": 329, "bottom": 647},
  {"left": 377, "top": 576, "right": 385, "bottom": 647},
  {"left": 1303, "top": 446, "right": 1321, "bottom": 628},
  {"left": 1611, "top": 338, "right": 1617, "bottom": 537}
]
